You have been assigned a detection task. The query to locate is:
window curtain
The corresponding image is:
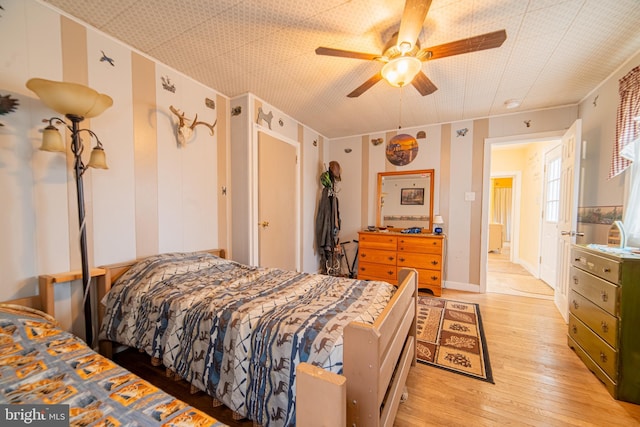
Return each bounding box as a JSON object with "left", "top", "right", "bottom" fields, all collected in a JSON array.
[
  {"left": 610, "top": 65, "right": 640, "bottom": 246},
  {"left": 492, "top": 187, "right": 512, "bottom": 242},
  {"left": 609, "top": 65, "right": 640, "bottom": 178}
]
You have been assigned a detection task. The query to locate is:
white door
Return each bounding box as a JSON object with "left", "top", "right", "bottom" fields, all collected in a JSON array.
[
  {"left": 258, "top": 131, "right": 298, "bottom": 270},
  {"left": 555, "top": 120, "right": 582, "bottom": 322},
  {"left": 540, "top": 144, "right": 562, "bottom": 288}
]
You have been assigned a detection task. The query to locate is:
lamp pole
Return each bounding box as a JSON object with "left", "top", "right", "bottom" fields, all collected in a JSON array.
[
  {"left": 68, "top": 113, "right": 93, "bottom": 346},
  {"left": 25, "top": 78, "right": 113, "bottom": 348}
]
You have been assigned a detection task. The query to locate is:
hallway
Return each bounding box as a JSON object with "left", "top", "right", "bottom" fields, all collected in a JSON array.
[{"left": 487, "top": 245, "right": 554, "bottom": 300}]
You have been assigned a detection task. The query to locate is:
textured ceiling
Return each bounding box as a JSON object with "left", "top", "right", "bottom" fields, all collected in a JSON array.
[{"left": 43, "top": 0, "right": 640, "bottom": 138}]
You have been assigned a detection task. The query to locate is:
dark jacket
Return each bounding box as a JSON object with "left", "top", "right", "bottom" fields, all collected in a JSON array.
[{"left": 315, "top": 187, "right": 340, "bottom": 254}]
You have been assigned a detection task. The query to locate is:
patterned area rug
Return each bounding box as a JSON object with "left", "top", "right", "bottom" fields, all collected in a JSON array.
[{"left": 416, "top": 296, "right": 494, "bottom": 383}]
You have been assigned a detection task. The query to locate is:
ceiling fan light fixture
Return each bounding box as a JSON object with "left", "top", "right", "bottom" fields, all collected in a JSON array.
[{"left": 381, "top": 56, "right": 422, "bottom": 88}]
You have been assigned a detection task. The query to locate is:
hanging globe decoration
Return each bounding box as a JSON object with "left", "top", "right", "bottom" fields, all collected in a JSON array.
[{"left": 386, "top": 133, "right": 418, "bottom": 166}]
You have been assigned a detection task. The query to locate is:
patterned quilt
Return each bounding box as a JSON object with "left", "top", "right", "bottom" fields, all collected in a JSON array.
[
  {"left": 99, "top": 252, "right": 396, "bottom": 426},
  {"left": 0, "top": 303, "right": 227, "bottom": 427}
]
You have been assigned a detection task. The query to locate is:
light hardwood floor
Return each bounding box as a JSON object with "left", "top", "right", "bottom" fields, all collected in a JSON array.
[
  {"left": 487, "top": 246, "right": 555, "bottom": 299},
  {"left": 394, "top": 290, "right": 640, "bottom": 426}
]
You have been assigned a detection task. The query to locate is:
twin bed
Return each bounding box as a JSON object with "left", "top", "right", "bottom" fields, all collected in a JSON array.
[
  {"left": 0, "top": 302, "right": 228, "bottom": 426},
  {"left": 3, "top": 249, "right": 418, "bottom": 427}
]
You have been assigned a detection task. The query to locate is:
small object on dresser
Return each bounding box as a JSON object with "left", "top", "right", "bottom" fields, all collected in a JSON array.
[
  {"left": 401, "top": 227, "right": 423, "bottom": 234},
  {"left": 607, "top": 220, "right": 626, "bottom": 248},
  {"left": 433, "top": 215, "right": 445, "bottom": 235}
]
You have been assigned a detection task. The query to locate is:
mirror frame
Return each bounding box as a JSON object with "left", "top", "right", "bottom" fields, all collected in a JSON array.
[{"left": 376, "top": 169, "right": 435, "bottom": 232}]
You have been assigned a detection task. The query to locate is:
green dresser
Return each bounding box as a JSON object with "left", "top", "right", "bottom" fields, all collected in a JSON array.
[{"left": 568, "top": 245, "right": 640, "bottom": 403}]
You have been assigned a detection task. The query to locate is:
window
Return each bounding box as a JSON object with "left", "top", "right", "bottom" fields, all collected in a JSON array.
[{"left": 545, "top": 157, "right": 561, "bottom": 223}]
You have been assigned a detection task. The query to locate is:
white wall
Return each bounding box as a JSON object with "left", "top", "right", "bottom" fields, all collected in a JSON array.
[
  {"left": 1, "top": 0, "right": 227, "bottom": 335},
  {"left": 328, "top": 107, "right": 579, "bottom": 290},
  {"left": 230, "top": 94, "right": 326, "bottom": 272}
]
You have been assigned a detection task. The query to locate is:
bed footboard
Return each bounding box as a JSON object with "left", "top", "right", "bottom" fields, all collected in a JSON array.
[{"left": 297, "top": 268, "right": 418, "bottom": 426}]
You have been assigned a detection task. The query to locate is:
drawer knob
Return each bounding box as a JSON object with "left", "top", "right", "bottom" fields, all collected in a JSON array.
[
  {"left": 572, "top": 300, "right": 579, "bottom": 310},
  {"left": 603, "top": 267, "right": 611, "bottom": 273},
  {"left": 387, "top": 270, "right": 394, "bottom": 276},
  {"left": 571, "top": 325, "right": 577, "bottom": 334},
  {"left": 388, "top": 256, "right": 394, "bottom": 261},
  {"left": 360, "top": 267, "right": 366, "bottom": 272},
  {"left": 600, "top": 352, "right": 608, "bottom": 363},
  {"left": 399, "top": 257, "right": 405, "bottom": 262},
  {"left": 573, "top": 275, "right": 579, "bottom": 285},
  {"left": 431, "top": 275, "right": 438, "bottom": 281},
  {"left": 600, "top": 291, "right": 608, "bottom": 302},
  {"left": 431, "top": 260, "right": 439, "bottom": 266},
  {"left": 361, "top": 253, "right": 367, "bottom": 258},
  {"left": 601, "top": 321, "right": 609, "bottom": 333}
]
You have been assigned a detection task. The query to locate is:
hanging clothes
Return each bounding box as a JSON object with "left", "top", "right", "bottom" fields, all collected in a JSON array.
[
  {"left": 315, "top": 162, "right": 342, "bottom": 272},
  {"left": 316, "top": 186, "right": 341, "bottom": 254}
]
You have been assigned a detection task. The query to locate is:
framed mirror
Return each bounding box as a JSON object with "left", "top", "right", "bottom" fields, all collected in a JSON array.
[{"left": 376, "top": 169, "right": 434, "bottom": 232}]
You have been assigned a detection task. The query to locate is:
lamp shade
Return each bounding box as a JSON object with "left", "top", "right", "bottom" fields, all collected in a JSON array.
[
  {"left": 40, "top": 125, "right": 65, "bottom": 152},
  {"left": 433, "top": 215, "right": 444, "bottom": 225},
  {"left": 87, "top": 146, "right": 108, "bottom": 169},
  {"left": 26, "top": 78, "right": 113, "bottom": 118},
  {"left": 381, "top": 56, "right": 422, "bottom": 87}
]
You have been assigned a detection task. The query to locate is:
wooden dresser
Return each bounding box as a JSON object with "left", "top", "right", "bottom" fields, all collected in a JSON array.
[
  {"left": 567, "top": 245, "right": 640, "bottom": 403},
  {"left": 357, "top": 231, "right": 444, "bottom": 296}
]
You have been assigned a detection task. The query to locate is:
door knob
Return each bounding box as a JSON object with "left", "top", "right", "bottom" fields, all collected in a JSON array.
[{"left": 259, "top": 221, "right": 270, "bottom": 228}]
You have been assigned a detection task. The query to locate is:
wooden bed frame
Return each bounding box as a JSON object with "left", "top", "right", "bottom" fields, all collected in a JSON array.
[{"left": 95, "top": 249, "right": 417, "bottom": 427}]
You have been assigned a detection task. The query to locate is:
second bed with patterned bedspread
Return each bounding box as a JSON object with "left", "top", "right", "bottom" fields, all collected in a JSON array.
[{"left": 99, "top": 251, "right": 396, "bottom": 426}]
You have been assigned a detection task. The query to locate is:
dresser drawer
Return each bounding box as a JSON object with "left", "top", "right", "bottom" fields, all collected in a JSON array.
[
  {"left": 572, "top": 247, "right": 620, "bottom": 284},
  {"left": 397, "top": 236, "right": 442, "bottom": 254},
  {"left": 416, "top": 268, "right": 441, "bottom": 286},
  {"left": 570, "top": 266, "right": 619, "bottom": 315},
  {"left": 568, "top": 313, "right": 618, "bottom": 379},
  {"left": 357, "top": 261, "right": 396, "bottom": 282},
  {"left": 358, "top": 248, "right": 397, "bottom": 265},
  {"left": 569, "top": 290, "right": 618, "bottom": 347},
  {"left": 397, "top": 252, "right": 441, "bottom": 270},
  {"left": 359, "top": 233, "right": 397, "bottom": 250},
  {"left": 568, "top": 336, "right": 617, "bottom": 396}
]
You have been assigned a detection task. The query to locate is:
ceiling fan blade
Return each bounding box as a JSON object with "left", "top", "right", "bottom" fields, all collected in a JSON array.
[
  {"left": 411, "top": 71, "right": 438, "bottom": 96},
  {"left": 419, "top": 29, "right": 507, "bottom": 60},
  {"left": 315, "top": 47, "right": 383, "bottom": 61},
  {"left": 347, "top": 73, "right": 383, "bottom": 98},
  {"left": 397, "top": 0, "right": 432, "bottom": 50}
]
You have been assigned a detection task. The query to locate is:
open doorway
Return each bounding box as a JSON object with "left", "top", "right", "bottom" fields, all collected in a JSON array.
[{"left": 485, "top": 139, "right": 559, "bottom": 300}]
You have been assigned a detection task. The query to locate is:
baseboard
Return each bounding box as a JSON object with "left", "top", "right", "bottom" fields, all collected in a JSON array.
[{"left": 443, "top": 280, "right": 480, "bottom": 293}]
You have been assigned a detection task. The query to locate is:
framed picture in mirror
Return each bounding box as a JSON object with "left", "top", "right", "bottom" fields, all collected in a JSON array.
[{"left": 400, "top": 188, "right": 424, "bottom": 205}]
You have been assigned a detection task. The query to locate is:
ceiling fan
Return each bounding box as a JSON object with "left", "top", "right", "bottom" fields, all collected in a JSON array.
[{"left": 315, "top": 0, "right": 507, "bottom": 98}]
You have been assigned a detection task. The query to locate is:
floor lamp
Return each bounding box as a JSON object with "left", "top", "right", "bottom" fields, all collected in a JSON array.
[{"left": 26, "top": 78, "right": 113, "bottom": 346}]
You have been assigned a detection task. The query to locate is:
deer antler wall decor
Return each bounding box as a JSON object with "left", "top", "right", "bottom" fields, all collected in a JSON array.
[{"left": 169, "top": 105, "right": 217, "bottom": 147}]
